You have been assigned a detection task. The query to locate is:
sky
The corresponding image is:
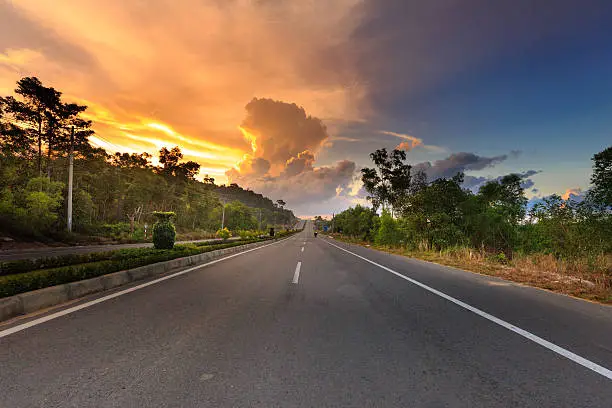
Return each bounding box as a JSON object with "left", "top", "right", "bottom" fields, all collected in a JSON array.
[{"left": 1, "top": 0, "right": 611, "bottom": 217}]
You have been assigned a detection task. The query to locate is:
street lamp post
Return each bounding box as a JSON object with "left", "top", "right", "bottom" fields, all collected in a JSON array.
[
  {"left": 66, "top": 126, "right": 74, "bottom": 232},
  {"left": 221, "top": 203, "right": 226, "bottom": 229}
]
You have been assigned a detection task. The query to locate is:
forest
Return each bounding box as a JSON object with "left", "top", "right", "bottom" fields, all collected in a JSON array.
[
  {"left": 318, "top": 146, "right": 611, "bottom": 300},
  {"left": 0, "top": 77, "right": 295, "bottom": 243}
]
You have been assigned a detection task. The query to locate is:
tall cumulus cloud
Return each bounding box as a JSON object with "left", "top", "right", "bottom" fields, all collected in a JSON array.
[{"left": 227, "top": 99, "right": 357, "bottom": 213}]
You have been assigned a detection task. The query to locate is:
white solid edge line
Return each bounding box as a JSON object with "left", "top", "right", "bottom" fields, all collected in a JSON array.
[
  {"left": 292, "top": 261, "right": 302, "bottom": 284},
  {"left": 0, "top": 238, "right": 290, "bottom": 339},
  {"left": 323, "top": 239, "right": 612, "bottom": 381},
  {"left": 301, "top": 247, "right": 304, "bottom": 252}
]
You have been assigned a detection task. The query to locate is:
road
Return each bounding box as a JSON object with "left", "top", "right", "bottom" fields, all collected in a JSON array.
[
  {"left": 0, "top": 237, "right": 245, "bottom": 261},
  {"left": 1, "top": 221, "right": 611, "bottom": 407}
]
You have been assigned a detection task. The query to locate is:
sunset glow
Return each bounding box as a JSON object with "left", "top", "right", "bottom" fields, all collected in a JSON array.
[
  {"left": 239, "top": 126, "right": 258, "bottom": 155},
  {"left": 2, "top": 0, "right": 610, "bottom": 214}
]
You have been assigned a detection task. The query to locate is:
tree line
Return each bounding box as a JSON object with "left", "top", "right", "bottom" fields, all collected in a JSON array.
[
  {"left": 0, "top": 77, "right": 295, "bottom": 241},
  {"left": 325, "top": 146, "right": 611, "bottom": 265}
]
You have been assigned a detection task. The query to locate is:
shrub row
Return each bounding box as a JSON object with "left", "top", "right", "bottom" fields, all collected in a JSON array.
[
  {"left": 0, "top": 239, "right": 268, "bottom": 298},
  {"left": 0, "top": 239, "right": 261, "bottom": 277}
]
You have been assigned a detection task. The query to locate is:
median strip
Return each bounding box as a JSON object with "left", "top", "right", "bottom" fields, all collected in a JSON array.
[{"left": 0, "top": 235, "right": 298, "bottom": 327}]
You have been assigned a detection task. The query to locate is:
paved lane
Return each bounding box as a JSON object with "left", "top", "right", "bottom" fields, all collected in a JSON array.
[{"left": 1, "top": 221, "right": 610, "bottom": 407}]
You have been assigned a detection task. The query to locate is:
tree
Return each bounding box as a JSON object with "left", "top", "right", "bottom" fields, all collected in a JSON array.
[
  {"left": 467, "top": 174, "right": 528, "bottom": 254},
  {"left": 24, "top": 177, "right": 65, "bottom": 234},
  {"left": 1, "top": 77, "right": 61, "bottom": 175},
  {"left": 44, "top": 101, "right": 94, "bottom": 177},
  {"left": 409, "top": 169, "right": 428, "bottom": 195},
  {"left": 222, "top": 201, "right": 258, "bottom": 231},
  {"left": 361, "top": 148, "right": 411, "bottom": 213},
  {"left": 587, "top": 146, "right": 611, "bottom": 207},
  {"left": 157, "top": 146, "right": 201, "bottom": 180},
  {"left": 375, "top": 210, "right": 401, "bottom": 246},
  {"left": 402, "top": 173, "right": 470, "bottom": 249},
  {"left": 0, "top": 76, "right": 298, "bottom": 239},
  {"left": 478, "top": 174, "right": 527, "bottom": 225},
  {"left": 0, "top": 98, "right": 32, "bottom": 158},
  {"left": 334, "top": 205, "right": 378, "bottom": 240}
]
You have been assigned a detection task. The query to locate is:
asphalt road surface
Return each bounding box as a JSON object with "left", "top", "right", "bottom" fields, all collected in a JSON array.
[{"left": 1, "top": 221, "right": 611, "bottom": 407}]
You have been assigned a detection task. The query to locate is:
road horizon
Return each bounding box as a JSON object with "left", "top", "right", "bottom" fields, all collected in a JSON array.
[{"left": 1, "top": 221, "right": 610, "bottom": 407}]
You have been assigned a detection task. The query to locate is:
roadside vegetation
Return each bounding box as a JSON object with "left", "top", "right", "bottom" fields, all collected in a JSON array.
[
  {"left": 0, "top": 77, "right": 295, "bottom": 245},
  {"left": 317, "top": 146, "right": 612, "bottom": 303},
  {"left": 0, "top": 227, "right": 301, "bottom": 298}
]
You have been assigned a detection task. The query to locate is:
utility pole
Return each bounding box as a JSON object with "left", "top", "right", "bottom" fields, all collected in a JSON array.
[
  {"left": 66, "top": 126, "right": 74, "bottom": 232},
  {"left": 221, "top": 203, "right": 226, "bottom": 229},
  {"left": 38, "top": 118, "right": 42, "bottom": 178},
  {"left": 258, "top": 208, "right": 262, "bottom": 231},
  {"left": 331, "top": 213, "right": 335, "bottom": 234}
]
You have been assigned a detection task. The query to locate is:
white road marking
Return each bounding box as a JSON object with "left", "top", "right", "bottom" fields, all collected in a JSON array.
[
  {"left": 292, "top": 261, "right": 302, "bottom": 284},
  {"left": 0, "top": 238, "right": 291, "bottom": 339},
  {"left": 323, "top": 239, "right": 612, "bottom": 381},
  {"left": 301, "top": 247, "right": 304, "bottom": 252}
]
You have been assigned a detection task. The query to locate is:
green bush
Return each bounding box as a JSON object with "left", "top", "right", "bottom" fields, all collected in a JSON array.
[
  {"left": 489, "top": 252, "right": 509, "bottom": 264},
  {"left": 98, "top": 223, "right": 131, "bottom": 238},
  {"left": 153, "top": 211, "right": 176, "bottom": 249},
  {"left": 237, "top": 230, "right": 263, "bottom": 240},
  {"left": 375, "top": 211, "right": 401, "bottom": 246},
  {"left": 0, "top": 252, "right": 116, "bottom": 277},
  {"left": 216, "top": 227, "right": 231, "bottom": 240}
]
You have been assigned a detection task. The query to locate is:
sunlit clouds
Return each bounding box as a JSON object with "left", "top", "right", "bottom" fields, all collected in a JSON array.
[
  {"left": 2, "top": 0, "right": 604, "bottom": 214},
  {"left": 1, "top": 0, "right": 365, "bottom": 183},
  {"left": 562, "top": 188, "right": 583, "bottom": 201}
]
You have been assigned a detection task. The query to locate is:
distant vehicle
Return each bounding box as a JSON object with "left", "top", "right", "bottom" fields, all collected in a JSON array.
[{"left": 323, "top": 226, "right": 328, "bottom": 232}]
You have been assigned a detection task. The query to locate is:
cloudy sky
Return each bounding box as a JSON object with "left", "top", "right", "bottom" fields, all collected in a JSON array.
[{"left": 2, "top": 0, "right": 611, "bottom": 216}]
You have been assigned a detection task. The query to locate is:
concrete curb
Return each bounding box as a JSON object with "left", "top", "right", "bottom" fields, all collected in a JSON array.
[{"left": 0, "top": 239, "right": 278, "bottom": 323}]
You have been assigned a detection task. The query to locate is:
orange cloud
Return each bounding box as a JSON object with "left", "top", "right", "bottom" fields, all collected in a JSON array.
[
  {"left": 379, "top": 130, "right": 445, "bottom": 153},
  {"left": 1, "top": 1, "right": 366, "bottom": 183},
  {"left": 562, "top": 188, "right": 582, "bottom": 200}
]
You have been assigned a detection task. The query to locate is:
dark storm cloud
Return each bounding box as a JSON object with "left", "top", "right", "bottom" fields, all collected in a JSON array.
[
  {"left": 414, "top": 152, "right": 508, "bottom": 180},
  {"left": 463, "top": 169, "right": 542, "bottom": 192}
]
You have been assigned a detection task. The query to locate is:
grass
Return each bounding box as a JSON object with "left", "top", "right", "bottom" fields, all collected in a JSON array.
[{"left": 328, "top": 234, "right": 612, "bottom": 304}]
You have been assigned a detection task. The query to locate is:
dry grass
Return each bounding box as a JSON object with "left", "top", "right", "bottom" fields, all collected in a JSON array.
[{"left": 329, "top": 234, "right": 612, "bottom": 304}]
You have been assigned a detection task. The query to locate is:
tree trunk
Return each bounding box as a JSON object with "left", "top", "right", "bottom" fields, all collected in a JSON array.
[
  {"left": 129, "top": 214, "right": 135, "bottom": 234},
  {"left": 46, "top": 135, "right": 52, "bottom": 179}
]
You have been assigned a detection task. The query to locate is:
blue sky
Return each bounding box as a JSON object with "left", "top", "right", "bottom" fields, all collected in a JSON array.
[{"left": 317, "top": 0, "right": 612, "bottom": 207}]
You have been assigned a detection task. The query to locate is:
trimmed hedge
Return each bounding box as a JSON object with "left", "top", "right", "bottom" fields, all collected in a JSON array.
[
  {"left": 0, "top": 251, "right": 118, "bottom": 277},
  {"left": 153, "top": 211, "right": 176, "bottom": 249},
  {"left": 0, "top": 231, "right": 304, "bottom": 298},
  {"left": 0, "top": 240, "right": 266, "bottom": 298},
  {"left": 0, "top": 239, "right": 262, "bottom": 277}
]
